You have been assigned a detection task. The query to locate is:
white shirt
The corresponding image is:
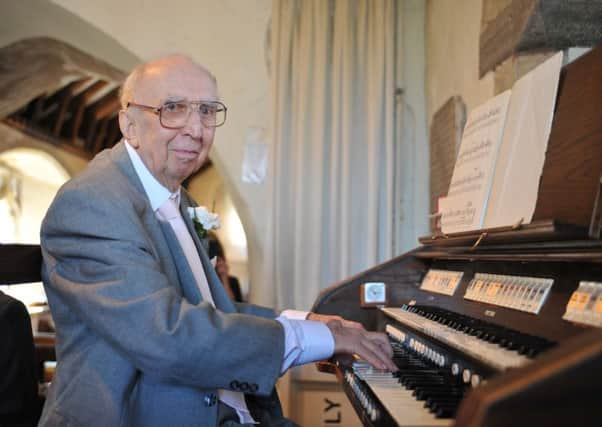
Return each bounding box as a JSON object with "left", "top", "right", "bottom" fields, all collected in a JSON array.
[{"left": 125, "top": 141, "right": 334, "bottom": 372}]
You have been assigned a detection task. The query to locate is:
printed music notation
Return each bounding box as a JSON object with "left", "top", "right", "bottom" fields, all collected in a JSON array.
[
  {"left": 447, "top": 170, "right": 485, "bottom": 196},
  {"left": 439, "top": 197, "right": 476, "bottom": 231},
  {"left": 439, "top": 90, "right": 511, "bottom": 233}
]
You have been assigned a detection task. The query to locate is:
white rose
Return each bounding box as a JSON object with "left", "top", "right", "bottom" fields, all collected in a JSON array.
[{"left": 187, "top": 206, "right": 220, "bottom": 231}]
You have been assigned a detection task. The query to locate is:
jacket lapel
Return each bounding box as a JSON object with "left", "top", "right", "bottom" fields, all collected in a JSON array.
[
  {"left": 156, "top": 221, "right": 205, "bottom": 304},
  {"left": 179, "top": 191, "right": 236, "bottom": 313}
]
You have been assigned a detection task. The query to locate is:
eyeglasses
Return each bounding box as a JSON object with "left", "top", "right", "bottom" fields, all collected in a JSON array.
[{"left": 127, "top": 100, "right": 227, "bottom": 128}]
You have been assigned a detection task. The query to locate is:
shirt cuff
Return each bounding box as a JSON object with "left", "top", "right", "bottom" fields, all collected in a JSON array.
[
  {"left": 280, "top": 309, "right": 310, "bottom": 320},
  {"left": 276, "top": 316, "right": 335, "bottom": 373}
]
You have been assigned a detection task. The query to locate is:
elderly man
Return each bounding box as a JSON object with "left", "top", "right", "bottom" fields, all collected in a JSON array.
[{"left": 39, "top": 55, "right": 396, "bottom": 427}]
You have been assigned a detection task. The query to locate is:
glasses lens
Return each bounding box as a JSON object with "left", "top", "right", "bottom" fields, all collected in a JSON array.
[
  {"left": 160, "top": 102, "right": 189, "bottom": 128},
  {"left": 160, "top": 101, "right": 227, "bottom": 128},
  {"left": 198, "top": 102, "right": 226, "bottom": 127}
]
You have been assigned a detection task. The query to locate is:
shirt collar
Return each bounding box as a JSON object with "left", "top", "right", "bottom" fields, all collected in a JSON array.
[{"left": 124, "top": 140, "right": 180, "bottom": 211}]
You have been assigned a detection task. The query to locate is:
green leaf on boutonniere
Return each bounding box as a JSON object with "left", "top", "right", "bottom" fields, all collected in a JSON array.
[
  {"left": 188, "top": 206, "right": 219, "bottom": 240},
  {"left": 192, "top": 217, "right": 208, "bottom": 239}
]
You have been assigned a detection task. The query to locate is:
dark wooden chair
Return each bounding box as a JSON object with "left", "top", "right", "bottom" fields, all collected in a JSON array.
[
  {"left": 0, "top": 244, "right": 46, "bottom": 426},
  {"left": 0, "top": 244, "right": 43, "bottom": 285}
]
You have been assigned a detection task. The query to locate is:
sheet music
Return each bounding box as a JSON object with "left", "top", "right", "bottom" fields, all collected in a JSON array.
[
  {"left": 440, "top": 91, "right": 511, "bottom": 233},
  {"left": 439, "top": 194, "right": 477, "bottom": 233},
  {"left": 483, "top": 52, "right": 563, "bottom": 228}
]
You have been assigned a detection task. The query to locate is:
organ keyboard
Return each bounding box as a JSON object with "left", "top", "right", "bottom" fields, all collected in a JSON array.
[{"left": 313, "top": 222, "right": 602, "bottom": 427}]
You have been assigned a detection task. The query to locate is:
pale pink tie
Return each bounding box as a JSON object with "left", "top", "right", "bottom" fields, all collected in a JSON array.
[
  {"left": 156, "top": 196, "right": 256, "bottom": 424},
  {"left": 157, "top": 196, "right": 214, "bottom": 304}
]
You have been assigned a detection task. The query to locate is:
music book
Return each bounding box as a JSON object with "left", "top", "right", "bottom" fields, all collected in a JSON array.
[
  {"left": 439, "top": 90, "right": 511, "bottom": 233},
  {"left": 440, "top": 51, "right": 564, "bottom": 234}
]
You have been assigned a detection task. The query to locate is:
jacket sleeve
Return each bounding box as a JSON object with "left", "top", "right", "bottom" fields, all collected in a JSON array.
[{"left": 41, "top": 183, "right": 284, "bottom": 395}]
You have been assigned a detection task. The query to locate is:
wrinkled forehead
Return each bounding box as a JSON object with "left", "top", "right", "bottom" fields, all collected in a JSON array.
[{"left": 134, "top": 62, "right": 219, "bottom": 105}]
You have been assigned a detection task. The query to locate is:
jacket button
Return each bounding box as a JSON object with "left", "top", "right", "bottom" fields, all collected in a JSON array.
[{"left": 204, "top": 393, "right": 217, "bottom": 407}]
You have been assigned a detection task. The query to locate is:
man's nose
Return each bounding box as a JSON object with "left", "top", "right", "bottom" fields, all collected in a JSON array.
[{"left": 181, "top": 110, "right": 206, "bottom": 138}]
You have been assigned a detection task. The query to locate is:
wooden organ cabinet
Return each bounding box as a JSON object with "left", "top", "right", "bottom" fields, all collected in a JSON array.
[{"left": 311, "top": 46, "right": 602, "bottom": 427}]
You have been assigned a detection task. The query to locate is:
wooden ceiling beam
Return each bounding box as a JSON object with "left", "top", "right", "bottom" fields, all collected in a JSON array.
[
  {"left": 90, "top": 88, "right": 121, "bottom": 120},
  {"left": 92, "top": 117, "right": 110, "bottom": 154},
  {"left": 53, "top": 78, "right": 92, "bottom": 136},
  {"left": 30, "top": 95, "right": 48, "bottom": 123},
  {"left": 105, "top": 117, "right": 120, "bottom": 148},
  {"left": 69, "top": 80, "right": 108, "bottom": 143}
]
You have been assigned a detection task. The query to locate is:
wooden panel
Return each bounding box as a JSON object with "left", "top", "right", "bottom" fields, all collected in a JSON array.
[
  {"left": 290, "top": 383, "right": 362, "bottom": 427},
  {"left": 532, "top": 44, "right": 602, "bottom": 226},
  {"left": 429, "top": 96, "right": 466, "bottom": 230},
  {"left": 480, "top": 0, "right": 538, "bottom": 77}
]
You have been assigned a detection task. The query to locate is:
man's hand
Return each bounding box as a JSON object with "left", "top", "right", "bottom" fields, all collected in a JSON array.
[
  {"left": 307, "top": 313, "right": 363, "bottom": 329},
  {"left": 325, "top": 319, "right": 398, "bottom": 372}
]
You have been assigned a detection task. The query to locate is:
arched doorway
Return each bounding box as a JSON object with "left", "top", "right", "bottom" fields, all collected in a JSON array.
[
  {"left": 187, "top": 163, "right": 250, "bottom": 301},
  {"left": 0, "top": 147, "right": 70, "bottom": 307}
]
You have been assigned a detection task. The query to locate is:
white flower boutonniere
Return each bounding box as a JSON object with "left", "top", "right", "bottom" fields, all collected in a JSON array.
[{"left": 187, "top": 206, "right": 220, "bottom": 239}]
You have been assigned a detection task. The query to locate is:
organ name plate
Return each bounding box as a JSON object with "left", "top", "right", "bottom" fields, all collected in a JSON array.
[
  {"left": 563, "top": 281, "right": 602, "bottom": 328},
  {"left": 464, "top": 273, "right": 553, "bottom": 314},
  {"left": 420, "top": 269, "right": 464, "bottom": 296}
]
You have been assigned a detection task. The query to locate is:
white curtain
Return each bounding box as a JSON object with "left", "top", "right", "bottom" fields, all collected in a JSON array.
[{"left": 265, "top": 0, "right": 399, "bottom": 310}]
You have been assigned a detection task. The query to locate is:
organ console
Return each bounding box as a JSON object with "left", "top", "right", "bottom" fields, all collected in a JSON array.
[
  {"left": 313, "top": 222, "right": 602, "bottom": 426},
  {"left": 312, "top": 45, "right": 602, "bottom": 427}
]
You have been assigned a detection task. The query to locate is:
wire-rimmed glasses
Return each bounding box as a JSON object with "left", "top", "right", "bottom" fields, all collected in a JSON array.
[{"left": 127, "top": 100, "right": 227, "bottom": 128}]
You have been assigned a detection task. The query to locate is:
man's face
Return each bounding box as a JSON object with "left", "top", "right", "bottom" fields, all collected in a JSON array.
[{"left": 125, "top": 60, "right": 218, "bottom": 190}]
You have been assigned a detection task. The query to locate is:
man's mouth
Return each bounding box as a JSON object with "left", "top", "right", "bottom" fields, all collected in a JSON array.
[{"left": 171, "top": 148, "right": 200, "bottom": 160}]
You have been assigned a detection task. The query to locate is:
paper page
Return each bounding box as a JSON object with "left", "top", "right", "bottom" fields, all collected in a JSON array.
[
  {"left": 441, "top": 90, "right": 512, "bottom": 233},
  {"left": 483, "top": 51, "right": 564, "bottom": 228},
  {"left": 439, "top": 194, "right": 478, "bottom": 234}
]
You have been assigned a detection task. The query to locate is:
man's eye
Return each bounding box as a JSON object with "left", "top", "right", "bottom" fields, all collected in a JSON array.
[
  {"left": 163, "top": 102, "right": 187, "bottom": 113},
  {"left": 200, "top": 104, "right": 217, "bottom": 116}
]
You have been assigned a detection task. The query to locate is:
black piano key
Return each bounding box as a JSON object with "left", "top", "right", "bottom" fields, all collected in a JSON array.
[
  {"left": 414, "top": 387, "right": 464, "bottom": 400},
  {"left": 427, "top": 397, "right": 462, "bottom": 409},
  {"left": 435, "top": 406, "right": 458, "bottom": 418}
]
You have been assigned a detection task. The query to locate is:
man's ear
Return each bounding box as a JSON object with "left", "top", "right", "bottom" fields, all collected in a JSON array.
[{"left": 119, "top": 109, "right": 139, "bottom": 147}]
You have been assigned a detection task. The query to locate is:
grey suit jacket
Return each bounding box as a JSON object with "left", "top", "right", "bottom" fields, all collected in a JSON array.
[{"left": 39, "top": 142, "right": 285, "bottom": 427}]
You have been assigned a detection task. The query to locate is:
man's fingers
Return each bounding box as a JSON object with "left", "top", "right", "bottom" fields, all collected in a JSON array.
[
  {"left": 354, "top": 346, "right": 388, "bottom": 371},
  {"left": 366, "top": 332, "right": 394, "bottom": 358},
  {"left": 358, "top": 336, "right": 398, "bottom": 372}
]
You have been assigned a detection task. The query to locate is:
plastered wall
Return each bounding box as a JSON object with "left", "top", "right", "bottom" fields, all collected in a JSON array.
[{"left": 426, "top": 0, "right": 495, "bottom": 126}]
